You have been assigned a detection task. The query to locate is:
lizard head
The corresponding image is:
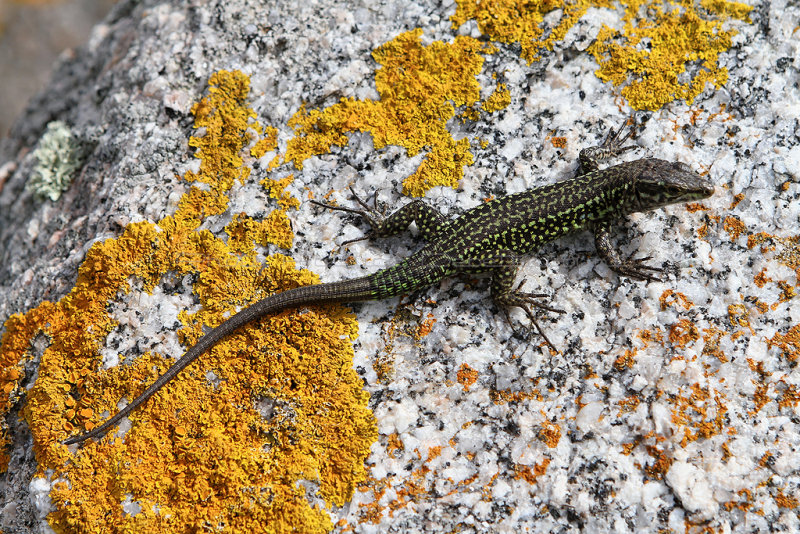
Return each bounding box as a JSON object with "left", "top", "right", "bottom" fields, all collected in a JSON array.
[{"left": 632, "top": 158, "right": 714, "bottom": 211}]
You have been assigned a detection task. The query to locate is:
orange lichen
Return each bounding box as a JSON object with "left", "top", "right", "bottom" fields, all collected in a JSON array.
[
  {"left": 514, "top": 458, "right": 551, "bottom": 484},
  {"left": 727, "top": 303, "right": 751, "bottom": 330},
  {"left": 748, "top": 383, "right": 770, "bottom": 416},
  {"left": 668, "top": 318, "right": 701, "bottom": 348},
  {"left": 371, "top": 351, "right": 395, "bottom": 385},
  {"left": 637, "top": 328, "right": 665, "bottom": 347},
  {"left": 660, "top": 289, "right": 694, "bottom": 311},
  {"left": 416, "top": 313, "right": 437, "bottom": 338},
  {"left": 775, "top": 489, "right": 799, "bottom": 509},
  {"left": 613, "top": 348, "right": 637, "bottom": 370},
  {"left": 776, "top": 280, "right": 797, "bottom": 305},
  {"left": 670, "top": 383, "right": 728, "bottom": 447},
  {"left": 643, "top": 445, "right": 673, "bottom": 479},
  {"left": 753, "top": 267, "right": 771, "bottom": 288},
  {"left": 729, "top": 192, "right": 745, "bottom": 209},
  {"left": 701, "top": 327, "right": 728, "bottom": 362},
  {"left": 747, "top": 233, "right": 800, "bottom": 274},
  {"left": 720, "top": 440, "right": 732, "bottom": 462},
  {"left": 723, "top": 215, "right": 746, "bottom": 241},
  {"left": 283, "top": 29, "right": 504, "bottom": 197},
  {"left": 618, "top": 395, "right": 641, "bottom": 413},
  {"left": 623, "top": 210, "right": 797, "bottom": 518},
  {"left": 582, "top": 364, "right": 599, "bottom": 379},
  {"left": 777, "top": 383, "right": 800, "bottom": 410},
  {"left": 538, "top": 414, "right": 561, "bottom": 448},
  {"left": 354, "top": 475, "right": 391, "bottom": 525},
  {"left": 0, "top": 70, "right": 377, "bottom": 534},
  {"left": 457, "top": 363, "right": 479, "bottom": 391},
  {"left": 371, "top": 319, "right": 402, "bottom": 385},
  {"left": 723, "top": 488, "right": 756, "bottom": 513},
  {"left": 767, "top": 325, "right": 800, "bottom": 364},
  {"left": 386, "top": 432, "right": 405, "bottom": 457},
  {"left": 490, "top": 387, "right": 543, "bottom": 404}
]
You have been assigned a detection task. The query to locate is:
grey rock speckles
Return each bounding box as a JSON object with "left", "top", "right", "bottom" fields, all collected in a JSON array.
[{"left": 1, "top": 1, "right": 799, "bottom": 533}]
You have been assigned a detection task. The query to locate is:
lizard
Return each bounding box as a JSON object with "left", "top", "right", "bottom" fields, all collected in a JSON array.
[{"left": 63, "top": 120, "right": 714, "bottom": 445}]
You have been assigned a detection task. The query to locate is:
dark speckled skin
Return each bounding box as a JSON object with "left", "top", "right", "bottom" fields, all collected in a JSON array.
[
  {"left": 65, "top": 127, "right": 713, "bottom": 445},
  {"left": 370, "top": 157, "right": 712, "bottom": 299}
]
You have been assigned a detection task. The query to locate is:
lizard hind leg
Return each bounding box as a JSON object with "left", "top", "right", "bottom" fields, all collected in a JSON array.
[{"left": 466, "top": 249, "right": 565, "bottom": 351}]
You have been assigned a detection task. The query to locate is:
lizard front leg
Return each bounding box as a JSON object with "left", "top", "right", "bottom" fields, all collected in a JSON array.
[
  {"left": 594, "top": 220, "right": 663, "bottom": 281},
  {"left": 579, "top": 119, "right": 637, "bottom": 175},
  {"left": 312, "top": 187, "right": 448, "bottom": 243}
]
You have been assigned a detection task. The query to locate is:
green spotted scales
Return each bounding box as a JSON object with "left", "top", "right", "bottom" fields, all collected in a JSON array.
[{"left": 64, "top": 122, "right": 714, "bottom": 445}]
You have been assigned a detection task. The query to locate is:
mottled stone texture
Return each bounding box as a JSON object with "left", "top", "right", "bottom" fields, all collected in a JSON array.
[{"left": 1, "top": 1, "right": 799, "bottom": 533}]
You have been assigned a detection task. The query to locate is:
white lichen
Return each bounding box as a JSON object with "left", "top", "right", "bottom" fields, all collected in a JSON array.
[{"left": 27, "top": 121, "right": 82, "bottom": 201}]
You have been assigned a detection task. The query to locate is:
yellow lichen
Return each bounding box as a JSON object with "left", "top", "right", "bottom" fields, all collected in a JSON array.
[
  {"left": 261, "top": 173, "right": 301, "bottom": 211},
  {"left": 0, "top": 302, "right": 58, "bottom": 470},
  {"left": 225, "top": 210, "right": 294, "bottom": 253},
  {"left": 588, "top": 0, "right": 753, "bottom": 110},
  {"left": 251, "top": 126, "right": 278, "bottom": 158},
  {"left": 0, "top": 70, "right": 377, "bottom": 534},
  {"left": 185, "top": 71, "right": 259, "bottom": 191},
  {"left": 283, "top": 29, "right": 505, "bottom": 197},
  {"left": 451, "top": 0, "right": 752, "bottom": 110},
  {"left": 700, "top": 0, "right": 754, "bottom": 21},
  {"left": 481, "top": 83, "right": 511, "bottom": 113},
  {"left": 451, "top": 0, "right": 609, "bottom": 64}
]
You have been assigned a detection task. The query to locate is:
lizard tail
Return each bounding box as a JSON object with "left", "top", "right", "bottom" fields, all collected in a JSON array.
[{"left": 63, "top": 277, "right": 378, "bottom": 445}]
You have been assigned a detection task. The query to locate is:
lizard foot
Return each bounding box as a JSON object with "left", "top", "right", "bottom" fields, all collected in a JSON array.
[
  {"left": 579, "top": 116, "right": 638, "bottom": 171},
  {"left": 497, "top": 279, "right": 565, "bottom": 352},
  {"left": 609, "top": 254, "right": 663, "bottom": 282},
  {"left": 310, "top": 187, "right": 386, "bottom": 245}
]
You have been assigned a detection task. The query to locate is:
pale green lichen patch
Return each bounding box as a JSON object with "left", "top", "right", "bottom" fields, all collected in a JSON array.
[{"left": 26, "top": 121, "right": 83, "bottom": 201}]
